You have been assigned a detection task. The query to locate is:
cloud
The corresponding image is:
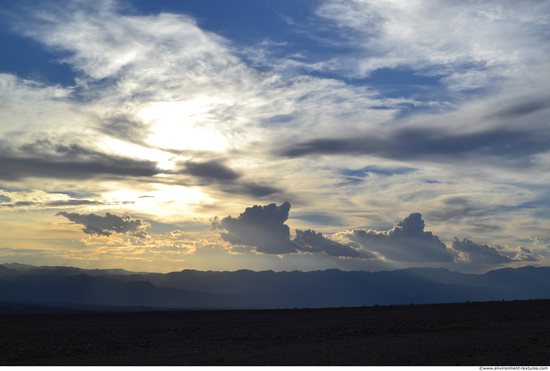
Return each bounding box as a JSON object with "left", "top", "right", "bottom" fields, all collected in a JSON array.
[
  {"left": 15, "top": 0, "right": 253, "bottom": 102},
  {"left": 1, "top": 0, "right": 548, "bottom": 273},
  {"left": 0, "top": 201, "right": 31, "bottom": 208},
  {"left": 0, "top": 140, "right": 160, "bottom": 181},
  {"left": 98, "top": 113, "right": 152, "bottom": 146},
  {"left": 215, "top": 202, "right": 300, "bottom": 254},
  {"left": 56, "top": 211, "right": 149, "bottom": 238},
  {"left": 223, "top": 182, "right": 281, "bottom": 198},
  {"left": 45, "top": 199, "right": 102, "bottom": 207},
  {"left": 314, "top": 0, "right": 550, "bottom": 90},
  {"left": 426, "top": 196, "right": 485, "bottom": 221},
  {"left": 292, "top": 229, "right": 371, "bottom": 258},
  {"left": 0, "top": 195, "right": 11, "bottom": 203},
  {"left": 280, "top": 127, "right": 550, "bottom": 165},
  {"left": 176, "top": 159, "right": 241, "bottom": 182},
  {"left": 451, "top": 237, "right": 512, "bottom": 265},
  {"left": 173, "top": 160, "right": 281, "bottom": 197},
  {"left": 337, "top": 213, "right": 454, "bottom": 262},
  {"left": 514, "top": 246, "right": 538, "bottom": 262},
  {"left": 488, "top": 98, "right": 550, "bottom": 120}
]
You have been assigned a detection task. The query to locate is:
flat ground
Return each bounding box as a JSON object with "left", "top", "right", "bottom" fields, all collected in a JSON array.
[{"left": 1, "top": 299, "right": 549, "bottom": 366}]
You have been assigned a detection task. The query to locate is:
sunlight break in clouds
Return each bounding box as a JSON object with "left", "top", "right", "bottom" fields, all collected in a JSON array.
[{"left": 0, "top": 0, "right": 549, "bottom": 273}]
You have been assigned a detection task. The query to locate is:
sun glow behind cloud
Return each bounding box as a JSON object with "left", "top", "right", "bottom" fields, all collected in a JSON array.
[{"left": 139, "top": 100, "right": 230, "bottom": 151}]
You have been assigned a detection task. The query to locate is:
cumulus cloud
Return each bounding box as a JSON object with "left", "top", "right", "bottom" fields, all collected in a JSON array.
[
  {"left": 336, "top": 213, "right": 454, "bottom": 262},
  {"left": 292, "top": 229, "right": 371, "bottom": 258},
  {"left": 451, "top": 237, "right": 512, "bottom": 265},
  {"left": 56, "top": 211, "right": 149, "bottom": 238},
  {"left": 215, "top": 202, "right": 300, "bottom": 254}
]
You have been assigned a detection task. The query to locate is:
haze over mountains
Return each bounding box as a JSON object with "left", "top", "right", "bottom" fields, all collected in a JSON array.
[{"left": 1, "top": 263, "right": 549, "bottom": 311}]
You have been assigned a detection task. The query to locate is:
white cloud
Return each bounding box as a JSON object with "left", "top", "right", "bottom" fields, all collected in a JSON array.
[{"left": 314, "top": 0, "right": 550, "bottom": 90}]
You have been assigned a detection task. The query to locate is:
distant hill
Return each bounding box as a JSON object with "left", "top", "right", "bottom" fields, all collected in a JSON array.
[{"left": 1, "top": 263, "right": 550, "bottom": 310}]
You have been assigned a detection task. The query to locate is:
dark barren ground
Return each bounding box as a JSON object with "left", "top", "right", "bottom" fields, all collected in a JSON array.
[{"left": 1, "top": 299, "right": 550, "bottom": 366}]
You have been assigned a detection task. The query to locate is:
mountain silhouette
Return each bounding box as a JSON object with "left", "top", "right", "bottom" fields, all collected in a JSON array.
[{"left": 1, "top": 263, "right": 549, "bottom": 310}]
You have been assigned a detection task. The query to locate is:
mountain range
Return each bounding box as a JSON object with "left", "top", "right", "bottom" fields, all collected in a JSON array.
[{"left": 1, "top": 263, "right": 549, "bottom": 310}]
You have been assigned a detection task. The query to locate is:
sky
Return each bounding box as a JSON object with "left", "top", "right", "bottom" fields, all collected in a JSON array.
[{"left": 0, "top": 0, "right": 550, "bottom": 274}]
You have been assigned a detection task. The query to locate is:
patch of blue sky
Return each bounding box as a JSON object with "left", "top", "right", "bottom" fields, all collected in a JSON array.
[
  {"left": 290, "top": 213, "right": 345, "bottom": 227},
  {"left": 128, "top": 0, "right": 316, "bottom": 45},
  {"left": 127, "top": 0, "right": 373, "bottom": 72},
  {"left": 0, "top": 25, "right": 76, "bottom": 87},
  {"left": 305, "top": 67, "right": 452, "bottom": 119}
]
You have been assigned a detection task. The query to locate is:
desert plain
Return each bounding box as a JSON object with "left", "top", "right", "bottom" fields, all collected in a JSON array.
[{"left": 1, "top": 299, "right": 549, "bottom": 366}]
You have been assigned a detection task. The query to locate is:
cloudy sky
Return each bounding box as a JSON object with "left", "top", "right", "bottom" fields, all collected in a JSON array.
[{"left": 1, "top": 0, "right": 549, "bottom": 274}]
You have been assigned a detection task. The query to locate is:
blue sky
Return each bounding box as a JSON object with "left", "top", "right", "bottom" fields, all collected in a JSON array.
[{"left": 0, "top": 0, "right": 549, "bottom": 273}]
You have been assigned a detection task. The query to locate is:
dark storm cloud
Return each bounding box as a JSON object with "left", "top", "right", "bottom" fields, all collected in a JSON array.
[
  {"left": 0, "top": 140, "right": 160, "bottom": 181},
  {"left": 292, "top": 229, "right": 371, "bottom": 258},
  {"left": 226, "top": 182, "right": 281, "bottom": 197},
  {"left": 56, "top": 211, "right": 149, "bottom": 238},
  {"left": 489, "top": 98, "right": 550, "bottom": 120},
  {"left": 280, "top": 127, "right": 550, "bottom": 164},
  {"left": 345, "top": 213, "right": 454, "bottom": 262},
  {"left": 174, "top": 159, "right": 281, "bottom": 197},
  {"left": 177, "top": 160, "right": 241, "bottom": 182},
  {"left": 215, "top": 202, "right": 300, "bottom": 254},
  {"left": 451, "top": 237, "right": 512, "bottom": 264}
]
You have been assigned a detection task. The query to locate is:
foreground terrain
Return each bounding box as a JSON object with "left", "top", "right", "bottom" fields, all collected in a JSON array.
[{"left": 1, "top": 299, "right": 549, "bottom": 366}]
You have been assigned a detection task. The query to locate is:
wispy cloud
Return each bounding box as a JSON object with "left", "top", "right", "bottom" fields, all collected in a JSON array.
[{"left": 313, "top": 0, "right": 550, "bottom": 90}]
